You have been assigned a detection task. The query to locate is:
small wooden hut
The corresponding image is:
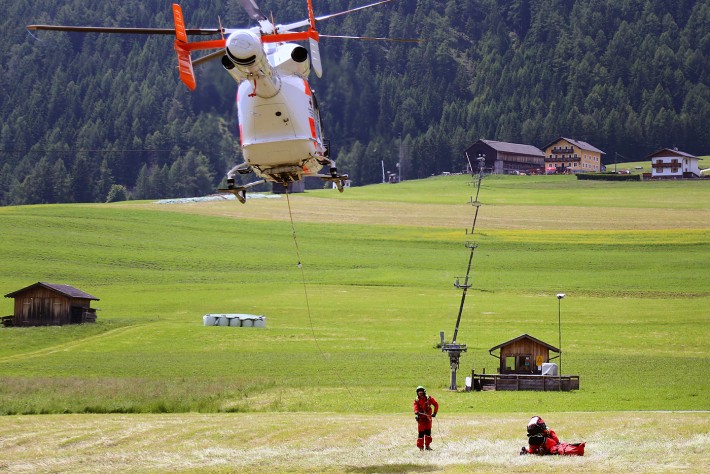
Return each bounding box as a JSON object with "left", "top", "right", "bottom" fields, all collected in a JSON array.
[
  {"left": 471, "top": 334, "right": 579, "bottom": 391},
  {"left": 489, "top": 333, "right": 559, "bottom": 375},
  {"left": 3, "top": 282, "right": 99, "bottom": 327},
  {"left": 471, "top": 334, "right": 579, "bottom": 392}
]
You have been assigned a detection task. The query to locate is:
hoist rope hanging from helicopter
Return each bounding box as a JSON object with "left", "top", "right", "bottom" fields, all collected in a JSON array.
[{"left": 284, "top": 192, "right": 360, "bottom": 406}]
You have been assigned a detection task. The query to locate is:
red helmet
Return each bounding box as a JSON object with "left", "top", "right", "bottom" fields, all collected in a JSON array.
[{"left": 527, "top": 416, "right": 547, "bottom": 435}]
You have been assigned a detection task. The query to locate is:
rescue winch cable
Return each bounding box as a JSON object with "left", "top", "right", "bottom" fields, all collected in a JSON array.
[
  {"left": 284, "top": 192, "right": 359, "bottom": 406},
  {"left": 434, "top": 414, "right": 450, "bottom": 448}
]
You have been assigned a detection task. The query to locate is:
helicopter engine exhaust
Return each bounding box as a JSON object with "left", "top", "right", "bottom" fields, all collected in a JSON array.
[
  {"left": 267, "top": 44, "right": 310, "bottom": 78},
  {"left": 291, "top": 46, "right": 307, "bottom": 63},
  {"left": 222, "top": 29, "right": 280, "bottom": 98}
]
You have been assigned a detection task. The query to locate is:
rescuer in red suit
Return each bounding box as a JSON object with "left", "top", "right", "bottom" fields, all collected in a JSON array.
[
  {"left": 413, "top": 385, "right": 439, "bottom": 450},
  {"left": 520, "top": 416, "right": 585, "bottom": 456}
]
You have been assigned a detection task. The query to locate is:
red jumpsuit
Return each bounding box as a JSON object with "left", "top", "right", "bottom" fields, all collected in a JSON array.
[
  {"left": 524, "top": 430, "right": 585, "bottom": 456},
  {"left": 413, "top": 394, "right": 439, "bottom": 449}
]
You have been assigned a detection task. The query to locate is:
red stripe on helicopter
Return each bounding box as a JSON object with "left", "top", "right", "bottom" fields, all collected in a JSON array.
[
  {"left": 181, "top": 38, "right": 226, "bottom": 52},
  {"left": 261, "top": 29, "right": 319, "bottom": 44},
  {"left": 304, "top": 80, "right": 312, "bottom": 96},
  {"left": 308, "top": 117, "right": 317, "bottom": 139}
]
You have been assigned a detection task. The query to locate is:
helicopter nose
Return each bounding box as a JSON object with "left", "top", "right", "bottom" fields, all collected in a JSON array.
[{"left": 225, "top": 30, "right": 262, "bottom": 66}]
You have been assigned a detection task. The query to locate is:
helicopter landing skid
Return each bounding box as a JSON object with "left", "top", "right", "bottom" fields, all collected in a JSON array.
[
  {"left": 217, "top": 179, "right": 265, "bottom": 204},
  {"left": 315, "top": 173, "right": 349, "bottom": 192}
]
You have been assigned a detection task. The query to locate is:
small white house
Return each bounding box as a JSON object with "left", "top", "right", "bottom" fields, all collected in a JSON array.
[{"left": 648, "top": 148, "right": 702, "bottom": 178}]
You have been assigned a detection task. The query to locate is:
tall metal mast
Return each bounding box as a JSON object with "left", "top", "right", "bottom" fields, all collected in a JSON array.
[{"left": 441, "top": 154, "right": 486, "bottom": 390}]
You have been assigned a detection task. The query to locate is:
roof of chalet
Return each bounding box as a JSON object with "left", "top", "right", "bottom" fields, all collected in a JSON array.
[
  {"left": 542, "top": 137, "right": 606, "bottom": 155},
  {"left": 4, "top": 282, "right": 99, "bottom": 300},
  {"left": 645, "top": 148, "right": 699, "bottom": 160},
  {"left": 471, "top": 139, "right": 545, "bottom": 157},
  {"left": 488, "top": 333, "right": 560, "bottom": 353}
]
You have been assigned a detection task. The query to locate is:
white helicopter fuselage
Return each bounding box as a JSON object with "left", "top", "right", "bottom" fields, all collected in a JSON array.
[
  {"left": 237, "top": 73, "right": 325, "bottom": 174},
  {"left": 222, "top": 29, "right": 328, "bottom": 184}
]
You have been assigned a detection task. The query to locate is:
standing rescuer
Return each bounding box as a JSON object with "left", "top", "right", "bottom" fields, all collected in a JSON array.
[{"left": 413, "top": 385, "right": 439, "bottom": 450}]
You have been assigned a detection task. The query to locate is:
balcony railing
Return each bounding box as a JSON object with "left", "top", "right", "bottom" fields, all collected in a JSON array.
[
  {"left": 551, "top": 146, "right": 574, "bottom": 154},
  {"left": 546, "top": 155, "right": 580, "bottom": 162}
]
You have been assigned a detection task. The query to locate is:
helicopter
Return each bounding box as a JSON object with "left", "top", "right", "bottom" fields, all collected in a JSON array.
[{"left": 27, "top": 0, "right": 412, "bottom": 203}]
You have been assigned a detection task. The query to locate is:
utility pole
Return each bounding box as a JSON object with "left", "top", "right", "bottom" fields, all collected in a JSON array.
[
  {"left": 441, "top": 153, "right": 485, "bottom": 391},
  {"left": 615, "top": 152, "right": 629, "bottom": 173},
  {"left": 397, "top": 134, "right": 402, "bottom": 183}
]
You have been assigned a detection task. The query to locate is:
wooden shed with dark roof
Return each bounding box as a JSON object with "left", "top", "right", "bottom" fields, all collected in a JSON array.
[
  {"left": 465, "top": 139, "right": 545, "bottom": 175},
  {"left": 3, "top": 282, "right": 99, "bottom": 327}
]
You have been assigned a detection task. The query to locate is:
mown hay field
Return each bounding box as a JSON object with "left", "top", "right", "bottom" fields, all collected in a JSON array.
[{"left": 1, "top": 412, "right": 707, "bottom": 473}]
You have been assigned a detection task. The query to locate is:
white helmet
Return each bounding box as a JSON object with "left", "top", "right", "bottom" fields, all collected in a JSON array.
[{"left": 527, "top": 416, "right": 547, "bottom": 435}]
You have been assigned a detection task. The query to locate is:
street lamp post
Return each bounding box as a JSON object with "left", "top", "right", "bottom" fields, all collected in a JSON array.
[{"left": 557, "top": 293, "right": 565, "bottom": 377}]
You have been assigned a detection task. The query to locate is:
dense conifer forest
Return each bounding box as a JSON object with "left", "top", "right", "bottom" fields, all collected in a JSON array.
[{"left": 1, "top": 0, "right": 708, "bottom": 204}]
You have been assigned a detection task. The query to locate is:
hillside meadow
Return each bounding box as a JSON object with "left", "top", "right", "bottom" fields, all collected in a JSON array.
[{"left": 0, "top": 175, "right": 708, "bottom": 472}]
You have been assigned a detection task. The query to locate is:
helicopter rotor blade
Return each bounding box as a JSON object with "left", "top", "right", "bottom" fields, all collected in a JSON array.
[
  {"left": 239, "top": 0, "right": 275, "bottom": 34},
  {"left": 26, "top": 24, "right": 222, "bottom": 36},
  {"left": 27, "top": 1, "right": 403, "bottom": 38},
  {"left": 239, "top": 0, "right": 268, "bottom": 22},
  {"left": 314, "top": 0, "right": 396, "bottom": 23},
  {"left": 277, "top": 0, "right": 400, "bottom": 34},
  {"left": 320, "top": 34, "right": 422, "bottom": 43},
  {"left": 192, "top": 49, "right": 226, "bottom": 67}
]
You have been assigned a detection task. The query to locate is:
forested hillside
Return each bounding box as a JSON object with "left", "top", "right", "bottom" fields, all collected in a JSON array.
[{"left": 1, "top": 0, "right": 708, "bottom": 204}]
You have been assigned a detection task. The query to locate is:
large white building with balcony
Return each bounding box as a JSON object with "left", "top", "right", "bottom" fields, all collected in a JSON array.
[{"left": 648, "top": 148, "right": 702, "bottom": 178}]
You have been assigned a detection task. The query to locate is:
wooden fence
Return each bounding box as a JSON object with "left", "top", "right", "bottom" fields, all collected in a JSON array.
[{"left": 472, "top": 373, "right": 580, "bottom": 391}]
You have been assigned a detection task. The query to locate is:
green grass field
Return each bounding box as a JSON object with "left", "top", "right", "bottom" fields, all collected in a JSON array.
[{"left": 0, "top": 175, "right": 708, "bottom": 472}]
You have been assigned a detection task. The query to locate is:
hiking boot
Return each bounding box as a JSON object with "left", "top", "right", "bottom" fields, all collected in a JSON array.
[{"left": 425, "top": 446, "right": 433, "bottom": 450}]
